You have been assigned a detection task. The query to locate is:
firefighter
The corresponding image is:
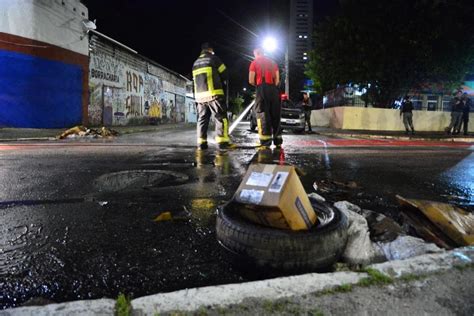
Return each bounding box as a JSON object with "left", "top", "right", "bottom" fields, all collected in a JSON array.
[
  {"left": 192, "top": 42, "right": 232, "bottom": 149},
  {"left": 249, "top": 47, "right": 281, "bottom": 149}
]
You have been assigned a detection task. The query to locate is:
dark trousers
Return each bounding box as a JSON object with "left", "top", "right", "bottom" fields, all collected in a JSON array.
[
  {"left": 402, "top": 112, "right": 414, "bottom": 131},
  {"left": 447, "top": 112, "right": 463, "bottom": 133},
  {"left": 304, "top": 110, "right": 312, "bottom": 131},
  {"left": 197, "top": 97, "right": 230, "bottom": 145},
  {"left": 255, "top": 84, "right": 282, "bottom": 146},
  {"left": 460, "top": 114, "right": 469, "bottom": 135}
]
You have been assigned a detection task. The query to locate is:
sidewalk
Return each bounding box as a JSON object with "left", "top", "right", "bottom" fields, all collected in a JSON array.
[
  {"left": 314, "top": 127, "right": 474, "bottom": 143},
  {"left": 0, "top": 124, "right": 195, "bottom": 142}
]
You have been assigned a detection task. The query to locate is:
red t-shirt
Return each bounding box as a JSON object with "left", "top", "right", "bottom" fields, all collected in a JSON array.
[{"left": 249, "top": 56, "right": 278, "bottom": 85}]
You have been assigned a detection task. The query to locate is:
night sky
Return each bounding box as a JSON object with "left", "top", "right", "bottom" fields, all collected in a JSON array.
[{"left": 82, "top": 1, "right": 338, "bottom": 78}]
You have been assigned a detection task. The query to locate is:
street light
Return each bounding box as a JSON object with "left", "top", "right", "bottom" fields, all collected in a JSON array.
[
  {"left": 261, "top": 36, "right": 289, "bottom": 96},
  {"left": 262, "top": 36, "right": 277, "bottom": 53}
]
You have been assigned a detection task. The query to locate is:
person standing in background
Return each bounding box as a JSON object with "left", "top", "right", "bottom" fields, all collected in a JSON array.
[
  {"left": 446, "top": 91, "right": 463, "bottom": 135},
  {"left": 249, "top": 47, "right": 282, "bottom": 149},
  {"left": 400, "top": 95, "right": 415, "bottom": 135},
  {"left": 459, "top": 92, "right": 471, "bottom": 135},
  {"left": 301, "top": 92, "right": 313, "bottom": 133}
]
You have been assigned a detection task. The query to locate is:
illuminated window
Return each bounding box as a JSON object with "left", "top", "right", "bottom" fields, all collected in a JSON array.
[
  {"left": 427, "top": 95, "right": 438, "bottom": 111},
  {"left": 442, "top": 96, "right": 452, "bottom": 111}
]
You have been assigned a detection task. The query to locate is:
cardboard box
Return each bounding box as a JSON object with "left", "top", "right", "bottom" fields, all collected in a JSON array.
[{"left": 233, "top": 164, "right": 317, "bottom": 230}]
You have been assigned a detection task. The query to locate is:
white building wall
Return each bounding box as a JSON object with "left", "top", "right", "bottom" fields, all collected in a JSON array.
[
  {"left": 312, "top": 106, "right": 474, "bottom": 131},
  {"left": 89, "top": 36, "right": 188, "bottom": 126},
  {"left": 0, "top": 0, "right": 89, "bottom": 56}
]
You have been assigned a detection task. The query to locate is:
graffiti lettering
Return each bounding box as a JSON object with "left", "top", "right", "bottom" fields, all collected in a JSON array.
[
  {"left": 91, "top": 69, "right": 120, "bottom": 83},
  {"left": 126, "top": 95, "right": 142, "bottom": 117},
  {"left": 126, "top": 71, "right": 144, "bottom": 93}
]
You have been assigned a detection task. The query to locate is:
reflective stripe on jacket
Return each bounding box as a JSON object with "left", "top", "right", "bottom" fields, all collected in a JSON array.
[{"left": 192, "top": 51, "right": 227, "bottom": 103}]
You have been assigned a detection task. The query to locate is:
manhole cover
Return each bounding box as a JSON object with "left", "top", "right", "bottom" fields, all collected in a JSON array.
[{"left": 94, "top": 170, "right": 189, "bottom": 193}]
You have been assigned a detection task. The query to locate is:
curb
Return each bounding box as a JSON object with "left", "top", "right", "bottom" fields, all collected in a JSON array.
[
  {"left": 318, "top": 132, "right": 474, "bottom": 143},
  {"left": 0, "top": 124, "right": 196, "bottom": 142},
  {"left": 5, "top": 246, "right": 473, "bottom": 316},
  {"left": 0, "top": 137, "right": 57, "bottom": 142}
]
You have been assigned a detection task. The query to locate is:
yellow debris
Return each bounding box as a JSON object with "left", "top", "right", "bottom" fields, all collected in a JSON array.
[
  {"left": 57, "top": 125, "right": 87, "bottom": 139},
  {"left": 154, "top": 212, "right": 173, "bottom": 222},
  {"left": 397, "top": 195, "right": 474, "bottom": 247}
]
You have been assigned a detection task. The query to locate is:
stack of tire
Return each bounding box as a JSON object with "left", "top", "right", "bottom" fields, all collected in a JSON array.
[{"left": 216, "top": 197, "right": 349, "bottom": 271}]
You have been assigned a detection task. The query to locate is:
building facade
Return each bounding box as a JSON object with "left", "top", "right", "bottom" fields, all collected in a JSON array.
[
  {"left": 88, "top": 34, "right": 193, "bottom": 126},
  {"left": 0, "top": 0, "right": 89, "bottom": 128},
  {"left": 289, "top": 0, "right": 314, "bottom": 69}
]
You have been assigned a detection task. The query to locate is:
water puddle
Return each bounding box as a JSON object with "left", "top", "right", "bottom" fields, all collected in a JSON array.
[
  {"left": 0, "top": 224, "right": 48, "bottom": 275},
  {"left": 0, "top": 198, "right": 84, "bottom": 209}
]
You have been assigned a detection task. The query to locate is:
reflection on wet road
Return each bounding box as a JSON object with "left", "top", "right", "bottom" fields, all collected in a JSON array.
[{"left": 0, "top": 124, "right": 472, "bottom": 308}]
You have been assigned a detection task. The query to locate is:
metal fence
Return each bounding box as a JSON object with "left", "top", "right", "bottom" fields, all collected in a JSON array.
[{"left": 322, "top": 86, "right": 472, "bottom": 112}]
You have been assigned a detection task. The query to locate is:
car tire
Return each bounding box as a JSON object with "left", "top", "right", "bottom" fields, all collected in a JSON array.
[{"left": 216, "top": 198, "right": 348, "bottom": 271}]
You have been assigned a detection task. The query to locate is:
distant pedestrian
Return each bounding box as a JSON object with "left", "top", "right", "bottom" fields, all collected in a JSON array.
[
  {"left": 192, "top": 42, "right": 233, "bottom": 149},
  {"left": 446, "top": 91, "right": 464, "bottom": 135},
  {"left": 301, "top": 92, "right": 313, "bottom": 133},
  {"left": 249, "top": 47, "right": 281, "bottom": 149},
  {"left": 459, "top": 92, "right": 471, "bottom": 135},
  {"left": 280, "top": 94, "right": 293, "bottom": 108},
  {"left": 400, "top": 95, "right": 415, "bottom": 135}
]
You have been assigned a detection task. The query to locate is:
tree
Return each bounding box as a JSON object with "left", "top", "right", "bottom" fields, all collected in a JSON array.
[
  {"left": 288, "top": 60, "right": 306, "bottom": 101},
  {"left": 305, "top": 0, "right": 474, "bottom": 107}
]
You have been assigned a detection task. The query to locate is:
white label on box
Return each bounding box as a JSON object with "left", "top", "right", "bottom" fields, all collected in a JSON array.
[
  {"left": 239, "top": 189, "right": 264, "bottom": 204},
  {"left": 268, "top": 172, "right": 289, "bottom": 193},
  {"left": 246, "top": 172, "right": 273, "bottom": 187}
]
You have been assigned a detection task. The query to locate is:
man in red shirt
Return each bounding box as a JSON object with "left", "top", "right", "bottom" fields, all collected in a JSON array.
[{"left": 249, "top": 47, "right": 282, "bottom": 148}]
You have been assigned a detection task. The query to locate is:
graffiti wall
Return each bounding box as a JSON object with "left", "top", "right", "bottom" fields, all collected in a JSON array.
[
  {"left": 186, "top": 97, "right": 197, "bottom": 123},
  {"left": 88, "top": 36, "right": 187, "bottom": 126}
]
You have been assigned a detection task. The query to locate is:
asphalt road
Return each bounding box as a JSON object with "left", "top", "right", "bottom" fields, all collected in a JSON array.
[{"left": 0, "top": 123, "right": 473, "bottom": 308}]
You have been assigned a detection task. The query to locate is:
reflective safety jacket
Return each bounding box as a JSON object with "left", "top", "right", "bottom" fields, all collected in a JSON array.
[{"left": 192, "top": 51, "right": 227, "bottom": 103}]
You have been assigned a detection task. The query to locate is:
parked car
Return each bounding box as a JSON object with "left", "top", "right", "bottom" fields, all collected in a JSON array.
[
  {"left": 280, "top": 101, "right": 305, "bottom": 133},
  {"left": 248, "top": 96, "right": 305, "bottom": 133}
]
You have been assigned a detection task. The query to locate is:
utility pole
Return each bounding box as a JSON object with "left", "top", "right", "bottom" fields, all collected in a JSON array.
[
  {"left": 226, "top": 79, "right": 230, "bottom": 120},
  {"left": 285, "top": 45, "right": 289, "bottom": 97}
]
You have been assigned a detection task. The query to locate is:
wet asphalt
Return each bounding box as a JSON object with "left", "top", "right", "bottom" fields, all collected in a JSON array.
[{"left": 0, "top": 123, "right": 473, "bottom": 308}]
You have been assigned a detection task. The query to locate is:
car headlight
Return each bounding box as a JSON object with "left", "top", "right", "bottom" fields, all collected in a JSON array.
[{"left": 299, "top": 113, "right": 305, "bottom": 119}]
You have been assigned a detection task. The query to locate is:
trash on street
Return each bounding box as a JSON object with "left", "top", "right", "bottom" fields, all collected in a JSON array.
[
  {"left": 57, "top": 126, "right": 119, "bottom": 139},
  {"left": 334, "top": 200, "right": 443, "bottom": 264},
  {"left": 359, "top": 209, "right": 402, "bottom": 242},
  {"left": 308, "top": 192, "right": 326, "bottom": 202},
  {"left": 154, "top": 211, "right": 173, "bottom": 222},
  {"left": 376, "top": 235, "right": 442, "bottom": 261},
  {"left": 233, "top": 164, "right": 317, "bottom": 230},
  {"left": 334, "top": 201, "right": 385, "bottom": 264},
  {"left": 397, "top": 195, "right": 474, "bottom": 248},
  {"left": 314, "top": 180, "right": 359, "bottom": 193},
  {"left": 216, "top": 197, "right": 348, "bottom": 271}
]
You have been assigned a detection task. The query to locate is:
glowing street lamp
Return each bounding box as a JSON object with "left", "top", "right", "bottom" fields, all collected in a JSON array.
[
  {"left": 262, "top": 36, "right": 277, "bottom": 53},
  {"left": 261, "top": 36, "right": 289, "bottom": 96}
]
